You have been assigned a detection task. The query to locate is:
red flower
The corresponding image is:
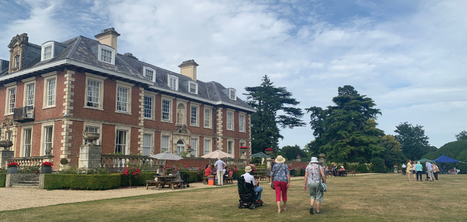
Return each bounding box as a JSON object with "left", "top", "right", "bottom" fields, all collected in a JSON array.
[
  {"left": 253, "top": 168, "right": 256, "bottom": 171},
  {"left": 240, "top": 146, "right": 248, "bottom": 149},
  {"left": 197, "top": 172, "right": 200, "bottom": 175},
  {"left": 265, "top": 148, "right": 273, "bottom": 151},
  {"left": 41, "top": 162, "right": 53, "bottom": 166},
  {"left": 7, "top": 162, "right": 19, "bottom": 167},
  {"left": 35, "top": 170, "right": 39, "bottom": 173},
  {"left": 184, "top": 165, "right": 188, "bottom": 167}
]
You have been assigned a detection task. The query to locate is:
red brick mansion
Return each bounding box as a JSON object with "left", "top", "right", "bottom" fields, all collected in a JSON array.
[{"left": 0, "top": 28, "right": 253, "bottom": 170}]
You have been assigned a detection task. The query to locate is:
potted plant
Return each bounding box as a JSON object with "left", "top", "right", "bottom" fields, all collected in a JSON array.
[
  {"left": 186, "top": 145, "right": 193, "bottom": 153},
  {"left": 41, "top": 162, "right": 53, "bottom": 174},
  {"left": 7, "top": 162, "right": 19, "bottom": 174},
  {"left": 265, "top": 148, "right": 273, "bottom": 155}
]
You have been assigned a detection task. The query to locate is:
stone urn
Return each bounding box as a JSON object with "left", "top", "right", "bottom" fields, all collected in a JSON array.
[
  {"left": 83, "top": 131, "right": 100, "bottom": 145},
  {"left": 7, "top": 166, "right": 18, "bottom": 174},
  {"left": 186, "top": 146, "right": 193, "bottom": 153},
  {"left": 0, "top": 140, "right": 13, "bottom": 150}
]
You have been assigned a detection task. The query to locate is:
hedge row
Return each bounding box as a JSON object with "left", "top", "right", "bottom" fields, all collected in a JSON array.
[
  {"left": 44, "top": 174, "right": 121, "bottom": 190},
  {"left": 0, "top": 173, "right": 5, "bottom": 187}
]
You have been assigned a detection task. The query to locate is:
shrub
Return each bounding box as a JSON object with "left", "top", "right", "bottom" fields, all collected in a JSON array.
[
  {"left": 119, "top": 172, "right": 155, "bottom": 187},
  {"left": 181, "top": 171, "right": 202, "bottom": 183},
  {"left": 44, "top": 174, "right": 120, "bottom": 190},
  {"left": 370, "top": 157, "right": 386, "bottom": 173},
  {"left": 357, "top": 164, "right": 370, "bottom": 173},
  {"left": 0, "top": 173, "right": 5, "bottom": 187}
]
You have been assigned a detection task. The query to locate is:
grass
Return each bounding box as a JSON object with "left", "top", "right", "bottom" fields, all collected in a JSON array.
[{"left": 1, "top": 174, "right": 466, "bottom": 222}]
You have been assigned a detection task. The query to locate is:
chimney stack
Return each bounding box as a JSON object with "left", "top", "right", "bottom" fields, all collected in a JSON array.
[
  {"left": 95, "top": 28, "right": 120, "bottom": 52},
  {"left": 179, "top": 59, "right": 199, "bottom": 81}
]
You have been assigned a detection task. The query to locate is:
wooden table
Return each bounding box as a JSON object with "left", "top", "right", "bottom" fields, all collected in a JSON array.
[
  {"left": 253, "top": 172, "right": 270, "bottom": 181},
  {"left": 146, "top": 175, "right": 182, "bottom": 190}
]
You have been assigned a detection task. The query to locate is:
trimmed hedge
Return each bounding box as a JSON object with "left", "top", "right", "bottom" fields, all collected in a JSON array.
[
  {"left": 44, "top": 174, "right": 120, "bottom": 190},
  {"left": 120, "top": 172, "right": 156, "bottom": 187},
  {"left": 0, "top": 173, "right": 5, "bottom": 187}
]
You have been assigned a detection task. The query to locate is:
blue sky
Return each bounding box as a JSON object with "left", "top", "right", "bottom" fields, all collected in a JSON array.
[{"left": 0, "top": 0, "right": 466, "bottom": 150}]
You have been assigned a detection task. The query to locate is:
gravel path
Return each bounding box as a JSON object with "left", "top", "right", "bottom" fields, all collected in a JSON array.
[{"left": 0, "top": 182, "right": 221, "bottom": 212}]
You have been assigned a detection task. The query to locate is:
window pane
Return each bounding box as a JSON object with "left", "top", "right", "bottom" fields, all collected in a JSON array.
[
  {"left": 26, "top": 83, "right": 35, "bottom": 106},
  {"left": 162, "top": 100, "right": 170, "bottom": 121},
  {"left": 143, "top": 134, "right": 152, "bottom": 156},
  {"left": 189, "top": 82, "right": 197, "bottom": 93},
  {"left": 44, "top": 126, "right": 53, "bottom": 155},
  {"left": 44, "top": 46, "right": 52, "bottom": 59},
  {"left": 191, "top": 106, "right": 197, "bottom": 125},
  {"left": 239, "top": 114, "right": 244, "bottom": 132},
  {"left": 117, "top": 87, "right": 128, "bottom": 112},
  {"left": 145, "top": 69, "right": 154, "bottom": 81},
  {"left": 190, "top": 138, "right": 197, "bottom": 156},
  {"left": 115, "top": 130, "right": 127, "bottom": 154},
  {"left": 228, "top": 141, "right": 233, "bottom": 155},
  {"left": 227, "top": 112, "right": 233, "bottom": 130},
  {"left": 47, "top": 78, "right": 56, "bottom": 106},
  {"left": 204, "top": 109, "right": 210, "bottom": 128},
  {"left": 204, "top": 139, "right": 210, "bottom": 155},
  {"left": 8, "top": 88, "right": 15, "bottom": 113},
  {"left": 101, "top": 48, "right": 112, "bottom": 63},
  {"left": 144, "top": 96, "right": 153, "bottom": 118},
  {"left": 24, "top": 129, "right": 32, "bottom": 157},
  {"left": 161, "top": 136, "right": 169, "bottom": 152},
  {"left": 87, "top": 80, "right": 100, "bottom": 108}
]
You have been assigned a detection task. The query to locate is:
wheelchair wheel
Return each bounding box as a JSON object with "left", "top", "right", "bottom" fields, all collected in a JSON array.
[{"left": 238, "top": 203, "right": 242, "bottom": 209}]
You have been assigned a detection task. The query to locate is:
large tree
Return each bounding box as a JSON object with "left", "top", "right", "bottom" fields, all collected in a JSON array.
[
  {"left": 306, "top": 85, "right": 384, "bottom": 163},
  {"left": 245, "top": 75, "right": 305, "bottom": 154},
  {"left": 394, "top": 122, "right": 431, "bottom": 160},
  {"left": 456, "top": 130, "right": 467, "bottom": 141},
  {"left": 279, "top": 145, "right": 307, "bottom": 161},
  {"left": 380, "top": 134, "right": 405, "bottom": 169}
]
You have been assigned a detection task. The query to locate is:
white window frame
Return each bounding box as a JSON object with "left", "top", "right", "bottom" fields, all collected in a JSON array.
[
  {"left": 115, "top": 81, "right": 133, "bottom": 114},
  {"left": 229, "top": 88, "right": 236, "bottom": 100},
  {"left": 190, "top": 104, "right": 199, "bottom": 126},
  {"left": 144, "top": 94, "right": 155, "bottom": 120},
  {"left": 83, "top": 122, "right": 102, "bottom": 145},
  {"left": 168, "top": 75, "right": 179, "bottom": 91},
  {"left": 161, "top": 96, "right": 173, "bottom": 122},
  {"left": 97, "top": 44, "right": 115, "bottom": 65},
  {"left": 85, "top": 73, "right": 106, "bottom": 110},
  {"left": 115, "top": 126, "right": 131, "bottom": 155},
  {"left": 41, "top": 123, "right": 54, "bottom": 156},
  {"left": 188, "top": 81, "right": 198, "bottom": 94},
  {"left": 143, "top": 66, "right": 156, "bottom": 82},
  {"left": 161, "top": 135, "right": 171, "bottom": 153},
  {"left": 21, "top": 127, "right": 32, "bottom": 157},
  {"left": 227, "top": 140, "right": 234, "bottom": 157},
  {"left": 41, "top": 42, "right": 54, "bottom": 61},
  {"left": 5, "top": 85, "right": 16, "bottom": 115},
  {"left": 14, "top": 55, "right": 20, "bottom": 68},
  {"left": 204, "top": 138, "right": 212, "bottom": 155},
  {"left": 190, "top": 138, "right": 198, "bottom": 157},
  {"left": 43, "top": 74, "right": 57, "bottom": 109},
  {"left": 239, "top": 113, "right": 245, "bottom": 132},
  {"left": 204, "top": 106, "right": 212, "bottom": 129},
  {"left": 23, "top": 80, "right": 35, "bottom": 107},
  {"left": 143, "top": 132, "right": 154, "bottom": 156},
  {"left": 227, "top": 110, "right": 234, "bottom": 131}
]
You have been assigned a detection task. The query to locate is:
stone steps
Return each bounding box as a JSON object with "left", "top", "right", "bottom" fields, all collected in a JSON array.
[{"left": 8, "top": 173, "right": 40, "bottom": 188}]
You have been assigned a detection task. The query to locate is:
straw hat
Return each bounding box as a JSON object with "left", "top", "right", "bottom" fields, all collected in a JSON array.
[
  {"left": 245, "top": 166, "right": 252, "bottom": 173},
  {"left": 276, "top": 155, "right": 286, "bottom": 163},
  {"left": 310, "top": 157, "right": 319, "bottom": 163}
]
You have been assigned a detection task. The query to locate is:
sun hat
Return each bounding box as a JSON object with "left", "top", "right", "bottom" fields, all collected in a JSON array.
[
  {"left": 310, "top": 157, "right": 319, "bottom": 163},
  {"left": 275, "top": 155, "right": 286, "bottom": 163},
  {"left": 245, "top": 166, "right": 252, "bottom": 173}
]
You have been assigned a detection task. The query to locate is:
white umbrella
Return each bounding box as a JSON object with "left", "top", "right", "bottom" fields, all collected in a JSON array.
[
  {"left": 201, "top": 150, "right": 234, "bottom": 159},
  {"left": 149, "top": 152, "right": 183, "bottom": 160}
]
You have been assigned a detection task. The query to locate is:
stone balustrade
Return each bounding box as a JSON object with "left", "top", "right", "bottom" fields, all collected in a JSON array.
[
  {"left": 101, "top": 155, "right": 165, "bottom": 172},
  {"left": 6, "top": 156, "right": 53, "bottom": 167}
]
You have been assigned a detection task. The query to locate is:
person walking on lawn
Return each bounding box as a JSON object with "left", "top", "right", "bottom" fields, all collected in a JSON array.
[
  {"left": 270, "top": 155, "right": 290, "bottom": 213},
  {"left": 406, "top": 160, "right": 413, "bottom": 181},
  {"left": 215, "top": 158, "right": 226, "bottom": 186},
  {"left": 425, "top": 161, "right": 434, "bottom": 182},
  {"left": 415, "top": 161, "right": 423, "bottom": 182},
  {"left": 304, "top": 157, "right": 326, "bottom": 215}
]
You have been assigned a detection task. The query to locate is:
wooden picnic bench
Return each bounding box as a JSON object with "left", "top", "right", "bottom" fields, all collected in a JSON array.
[
  {"left": 146, "top": 180, "right": 165, "bottom": 190},
  {"left": 147, "top": 175, "right": 182, "bottom": 190},
  {"left": 165, "top": 180, "right": 184, "bottom": 189},
  {"left": 224, "top": 177, "right": 234, "bottom": 184}
]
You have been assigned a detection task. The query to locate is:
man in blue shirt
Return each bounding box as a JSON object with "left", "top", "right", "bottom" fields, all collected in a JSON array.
[{"left": 242, "top": 166, "right": 263, "bottom": 204}]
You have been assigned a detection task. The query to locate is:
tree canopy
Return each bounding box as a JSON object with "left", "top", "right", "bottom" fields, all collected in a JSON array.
[
  {"left": 394, "top": 122, "right": 432, "bottom": 160},
  {"left": 456, "top": 130, "right": 467, "bottom": 141},
  {"left": 279, "top": 145, "right": 307, "bottom": 161},
  {"left": 306, "top": 85, "right": 384, "bottom": 163},
  {"left": 245, "top": 75, "right": 305, "bottom": 154}
]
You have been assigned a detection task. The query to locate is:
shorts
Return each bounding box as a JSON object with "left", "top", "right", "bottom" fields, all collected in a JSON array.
[{"left": 307, "top": 183, "right": 323, "bottom": 202}]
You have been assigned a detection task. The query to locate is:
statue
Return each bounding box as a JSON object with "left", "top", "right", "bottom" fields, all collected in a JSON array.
[{"left": 45, "top": 146, "right": 53, "bottom": 156}]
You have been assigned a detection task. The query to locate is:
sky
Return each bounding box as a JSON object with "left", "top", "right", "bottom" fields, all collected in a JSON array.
[{"left": 0, "top": 0, "right": 466, "bottom": 150}]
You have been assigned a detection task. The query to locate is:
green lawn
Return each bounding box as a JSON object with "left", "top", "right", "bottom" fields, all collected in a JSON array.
[{"left": 1, "top": 173, "right": 466, "bottom": 222}]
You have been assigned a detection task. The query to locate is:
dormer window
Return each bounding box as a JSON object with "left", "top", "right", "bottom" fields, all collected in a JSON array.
[
  {"left": 143, "top": 67, "right": 156, "bottom": 82},
  {"left": 14, "top": 55, "right": 20, "bottom": 68},
  {"left": 229, "top": 88, "right": 236, "bottom": 100},
  {"left": 97, "top": 44, "right": 115, "bottom": 65},
  {"left": 168, "top": 75, "right": 178, "bottom": 91},
  {"left": 41, "top": 42, "right": 55, "bottom": 61},
  {"left": 189, "top": 81, "right": 198, "bottom": 94}
]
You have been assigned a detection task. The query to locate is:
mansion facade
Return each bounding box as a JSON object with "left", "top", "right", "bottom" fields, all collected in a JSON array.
[{"left": 0, "top": 28, "right": 253, "bottom": 169}]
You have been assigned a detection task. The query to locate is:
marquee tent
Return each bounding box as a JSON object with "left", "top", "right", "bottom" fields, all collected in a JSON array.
[{"left": 434, "top": 155, "right": 459, "bottom": 163}]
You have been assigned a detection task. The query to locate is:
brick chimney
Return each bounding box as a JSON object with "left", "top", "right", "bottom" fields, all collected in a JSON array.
[
  {"left": 179, "top": 60, "right": 199, "bottom": 81},
  {"left": 94, "top": 28, "right": 120, "bottom": 52}
]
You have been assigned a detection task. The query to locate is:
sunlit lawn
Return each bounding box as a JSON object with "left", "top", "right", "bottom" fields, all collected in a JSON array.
[{"left": 0, "top": 173, "right": 466, "bottom": 222}]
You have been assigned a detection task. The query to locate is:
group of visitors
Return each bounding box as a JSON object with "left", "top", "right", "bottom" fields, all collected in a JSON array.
[
  {"left": 406, "top": 159, "right": 440, "bottom": 182},
  {"left": 241, "top": 155, "right": 326, "bottom": 215},
  {"left": 324, "top": 163, "right": 345, "bottom": 177},
  {"left": 203, "top": 158, "right": 234, "bottom": 186}
]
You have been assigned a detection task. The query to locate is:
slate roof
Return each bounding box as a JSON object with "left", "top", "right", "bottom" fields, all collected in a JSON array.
[{"left": 0, "top": 35, "right": 254, "bottom": 112}]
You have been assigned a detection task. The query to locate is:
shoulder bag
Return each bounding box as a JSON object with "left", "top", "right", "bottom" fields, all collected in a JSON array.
[
  {"left": 271, "top": 164, "right": 284, "bottom": 190},
  {"left": 319, "top": 166, "right": 327, "bottom": 192}
]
